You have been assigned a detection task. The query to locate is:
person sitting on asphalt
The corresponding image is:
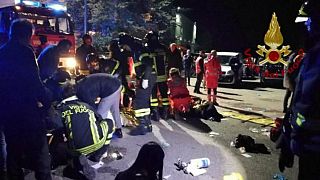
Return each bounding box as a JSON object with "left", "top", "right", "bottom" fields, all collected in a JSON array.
[
  {"left": 167, "top": 68, "right": 192, "bottom": 114},
  {"left": 58, "top": 83, "right": 114, "bottom": 180},
  {"left": 76, "top": 73, "right": 123, "bottom": 138},
  {"left": 115, "top": 141, "right": 165, "bottom": 180}
]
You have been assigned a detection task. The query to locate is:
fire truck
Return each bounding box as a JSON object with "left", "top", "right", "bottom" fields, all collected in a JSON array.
[{"left": 0, "top": 0, "right": 77, "bottom": 73}]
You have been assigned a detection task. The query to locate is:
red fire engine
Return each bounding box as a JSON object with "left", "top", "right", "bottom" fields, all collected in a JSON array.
[{"left": 0, "top": 0, "right": 77, "bottom": 73}]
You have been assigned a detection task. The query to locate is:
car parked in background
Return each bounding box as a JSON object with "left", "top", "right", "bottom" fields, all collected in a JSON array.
[{"left": 217, "top": 52, "right": 243, "bottom": 86}]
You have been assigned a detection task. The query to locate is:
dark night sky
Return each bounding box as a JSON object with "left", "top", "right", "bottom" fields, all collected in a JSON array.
[{"left": 174, "top": 0, "right": 305, "bottom": 52}]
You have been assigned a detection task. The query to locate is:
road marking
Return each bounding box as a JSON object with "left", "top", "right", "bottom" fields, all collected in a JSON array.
[
  {"left": 223, "top": 172, "right": 244, "bottom": 180},
  {"left": 159, "top": 119, "right": 174, "bottom": 131},
  {"left": 152, "top": 125, "right": 170, "bottom": 148},
  {"left": 241, "top": 153, "right": 252, "bottom": 158},
  {"left": 220, "top": 111, "right": 275, "bottom": 127}
]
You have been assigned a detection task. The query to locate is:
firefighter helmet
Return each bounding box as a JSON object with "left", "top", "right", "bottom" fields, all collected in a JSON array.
[
  {"left": 144, "top": 31, "right": 158, "bottom": 42},
  {"left": 118, "top": 32, "right": 133, "bottom": 46}
]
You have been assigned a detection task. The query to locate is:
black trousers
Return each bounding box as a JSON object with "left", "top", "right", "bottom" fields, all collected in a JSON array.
[
  {"left": 298, "top": 152, "right": 320, "bottom": 180},
  {"left": 4, "top": 119, "right": 52, "bottom": 180},
  {"left": 194, "top": 73, "right": 203, "bottom": 92},
  {"left": 151, "top": 81, "right": 169, "bottom": 108},
  {"left": 133, "top": 74, "right": 157, "bottom": 117}
]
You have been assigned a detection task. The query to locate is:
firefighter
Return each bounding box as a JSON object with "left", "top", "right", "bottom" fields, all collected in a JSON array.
[
  {"left": 146, "top": 31, "right": 170, "bottom": 121},
  {"left": 108, "top": 40, "right": 134, "bottom": 108},
  {"left": 118, "top": 33, "right": 156, "bottom": 135},
  {"left": 59, "top": 83, "right": 114, "bottom": 179}
]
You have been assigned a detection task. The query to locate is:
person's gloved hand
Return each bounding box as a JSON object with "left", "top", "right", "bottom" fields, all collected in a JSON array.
[
  {"left": 279, "top": 146, "right": 294, "bottom": 172},
  {"left": 142, "top": 79, "right": 148, "bottom": 89},
  {"left": 276, "top": 133, "right": 294, "bottom": 172}
]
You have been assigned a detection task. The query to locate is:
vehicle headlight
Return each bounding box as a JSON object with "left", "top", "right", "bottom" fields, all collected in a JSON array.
[
  {"left": 226, "top": 70, "right": 234, "bottom": 75},
  {"left": 62, "top": 57, "right": 77, "bottom": 69}
]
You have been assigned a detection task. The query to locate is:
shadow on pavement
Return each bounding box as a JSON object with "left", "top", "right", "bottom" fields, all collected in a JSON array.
[
  {"left": 217, "top": 95, "right": 243, "bottom": 101},
  {"left": 218, "top": 91, "right": 242, "bottom": 96},
  {"left": 180, "top": 117, "right": 213, "bottom": 133}
]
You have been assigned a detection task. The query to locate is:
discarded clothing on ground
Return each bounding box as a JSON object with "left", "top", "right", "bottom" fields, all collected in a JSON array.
[{"left": 233, "top": 134, "right": 270, "bottom": 154}]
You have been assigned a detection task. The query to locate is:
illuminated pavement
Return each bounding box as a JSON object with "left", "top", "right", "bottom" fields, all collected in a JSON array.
[{"left": 25, "top": 78, "right": 299, "bottom": 180}]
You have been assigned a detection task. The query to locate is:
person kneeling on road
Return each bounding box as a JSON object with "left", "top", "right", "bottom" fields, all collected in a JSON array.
[
  {"left": 59, "top": 83, "right": 115, "bottom": 179},
  {"left": 76, "top": 73, "right": 123, "bottom": 138}
]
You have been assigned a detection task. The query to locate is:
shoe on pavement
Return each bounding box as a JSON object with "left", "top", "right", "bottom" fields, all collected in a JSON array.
[
  {"left": 79, "top": 155, "right": 96, "bottom": 180},
  {"left": 129, "top": 125, "right": 147, "bottom": 136},
  {"left": 114, "top": 128, "right": 123, "bottom": 138}
]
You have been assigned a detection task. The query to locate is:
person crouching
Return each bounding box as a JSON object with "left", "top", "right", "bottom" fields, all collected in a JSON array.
[{"left": 59, "top": 83, "right": 115, "bottom": 179}]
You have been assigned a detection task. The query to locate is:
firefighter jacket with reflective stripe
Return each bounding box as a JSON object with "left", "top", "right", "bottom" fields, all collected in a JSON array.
[
  {"left": 100, "top": 58, "right": 120, "bottom": 76},
  {"left": 135, "top": 47, "right": 154, "bottom": 80},
  {"left": 148, "top": 43, "right": 167, "bottom": 82},
  {"left": 195, "top": 56, "right": 205, "bottom": 74},
  {"left": 291, "top": 43, "right": 320, "bottom": 153},
  {"left": 60, "top": 97, "right": 111, "bottom": 155}
]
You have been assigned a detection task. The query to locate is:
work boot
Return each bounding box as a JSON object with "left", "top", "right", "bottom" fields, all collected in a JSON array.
[
  {"left": 145, "top": 115, "right": 152, "bottom": 132},
  {"left": 114, "top": 128, "right": 123, "bottom": 138},
  {"left": 129, "top": 116, "right": 148, "bottom": 136},
  {"left": 150, "top": 108, "right": 160, "bottom": 121}
]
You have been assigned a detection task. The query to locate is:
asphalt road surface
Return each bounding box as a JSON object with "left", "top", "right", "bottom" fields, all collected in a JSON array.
[{"left": 25, "top": 78, "right": 299, "bottom": 180}]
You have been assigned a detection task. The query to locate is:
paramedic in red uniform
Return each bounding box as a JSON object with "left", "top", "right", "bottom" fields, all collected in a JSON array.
[{"left": 204, "top": 50, "right": 221, "bottom": 104}]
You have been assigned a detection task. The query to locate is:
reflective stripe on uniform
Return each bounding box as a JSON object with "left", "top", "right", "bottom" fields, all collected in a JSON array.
[
  {"left": 111, "top": 60, "right": 120, "bottom": 75},
  {"left": 88, "top": 111, "right": 100, "bottom": 144},
  {"left": 150, "top": 98, "right": 158, "bottom": 107},
  {"left": 157, "top": 75, "right": 167, "bottom": 82},
  {"left": 134, "top": 108, "right": 151, "bottom": 117},
  {"left": 65, "top": 115, "right": 73, "bottom": 140},
  {"left": 161, "top": 98, "right": 170, "bottom": 106},
  {"left": 296, "top": 113, "right": 305, "bottom": 127},
  {"left": 134, "top": 62, "right": 142, "bottom": 67},
  {"left": 139, "top": 53, "right": 150, "bottom": 61}
]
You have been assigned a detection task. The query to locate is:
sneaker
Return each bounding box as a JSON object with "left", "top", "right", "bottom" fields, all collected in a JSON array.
[
  {"left": 114, "top": 128, "right": 123, "bottom": 138},
  {"left": 79, "top": 155, "right": 96, "bottom": 180}
]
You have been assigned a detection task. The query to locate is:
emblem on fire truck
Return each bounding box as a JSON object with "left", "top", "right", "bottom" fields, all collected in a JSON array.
[{"left": 256, "top": 13, "right": 291, "bottom": 66}]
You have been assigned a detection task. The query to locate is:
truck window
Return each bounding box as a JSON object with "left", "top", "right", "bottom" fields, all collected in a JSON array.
[{"left": 17, "top": 12, "right": 71, "bottom": 34}]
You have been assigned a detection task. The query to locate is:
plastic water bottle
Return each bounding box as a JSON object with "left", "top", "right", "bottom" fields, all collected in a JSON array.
[
  {"left": 189, "top": 158, "right": 210, "bottom": 168},
  {"left": 273, "top": 174, "right": 287, "bottom": 180}
]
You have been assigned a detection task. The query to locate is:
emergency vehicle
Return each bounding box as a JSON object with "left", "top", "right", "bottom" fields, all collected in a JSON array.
[{"left": 0, "top": 0, "right": 77, "bottom": 73}]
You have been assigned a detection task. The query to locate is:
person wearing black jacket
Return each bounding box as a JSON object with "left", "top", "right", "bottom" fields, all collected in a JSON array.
[
  {"left": 37, "top": 39, "right": 72, "bottom": 81},
  {"left": 76, "top": 34, "right": 96, "bottom": 70},
  {"left": 183, "top": 49, "right": 193, "bottom": 86},
  {"left": 76, "top": 73, "right": 123, "bottom": 138},
  {"left": 167, "top": 43, "right": 183, "bottom": 72},
  {"left": 0, "top": 19, "right": 52, "bottom": 180}
]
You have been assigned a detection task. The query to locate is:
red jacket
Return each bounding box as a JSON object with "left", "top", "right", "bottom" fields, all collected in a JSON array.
[
  {"left": 204, "top": 56, "right": 221, "bottom": 89},
  {"left": 167, "top": 76, "right": 189, "bottom": 99}
]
